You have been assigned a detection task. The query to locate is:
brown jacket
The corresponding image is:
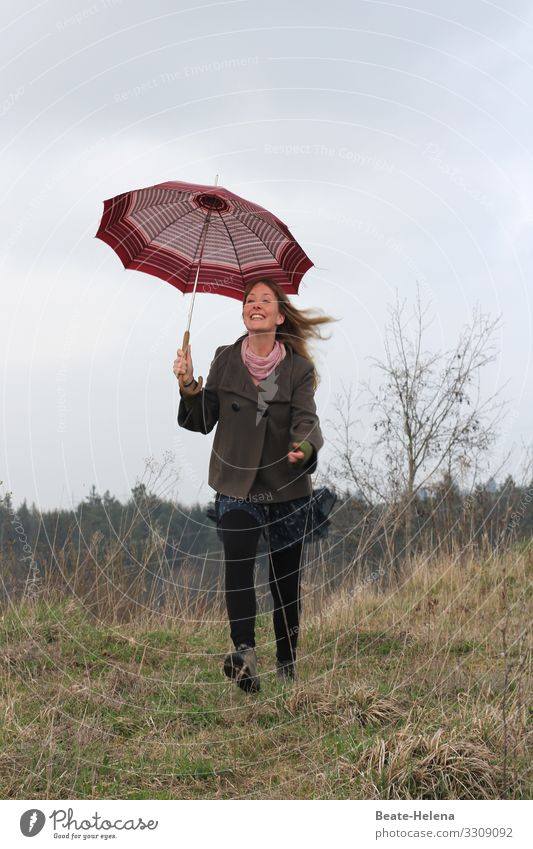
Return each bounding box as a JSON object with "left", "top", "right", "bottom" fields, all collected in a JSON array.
[{"left": 177, "top": 334, "right": 324, "bottom": 501}]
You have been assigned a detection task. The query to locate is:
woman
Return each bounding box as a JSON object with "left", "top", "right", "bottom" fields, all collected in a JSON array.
[{"left": 173, "top": 278, "right": 335, "bottom": 692}]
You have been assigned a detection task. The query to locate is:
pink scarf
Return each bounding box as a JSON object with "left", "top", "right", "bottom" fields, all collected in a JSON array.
[{"left": 241, "top": 335, "right": 286, "bottom": 382}]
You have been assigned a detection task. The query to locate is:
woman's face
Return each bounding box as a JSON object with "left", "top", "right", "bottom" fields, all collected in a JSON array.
[{"left": 242, "top": 283, "right": 285, "bottom": 334}]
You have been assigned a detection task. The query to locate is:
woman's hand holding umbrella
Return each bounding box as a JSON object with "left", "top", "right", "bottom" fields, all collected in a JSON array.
[{"left": 173, "top": 345, "right": 197, "bottom": 393}]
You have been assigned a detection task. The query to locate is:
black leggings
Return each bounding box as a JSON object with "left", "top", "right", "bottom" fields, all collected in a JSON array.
[{"left": 220, "top": 508, "right": 303, "bottom": 663}]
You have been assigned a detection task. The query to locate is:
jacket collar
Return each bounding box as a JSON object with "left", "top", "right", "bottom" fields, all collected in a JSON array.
[{"left": 220, "top": 333, "right": 293, "bottom": 402}]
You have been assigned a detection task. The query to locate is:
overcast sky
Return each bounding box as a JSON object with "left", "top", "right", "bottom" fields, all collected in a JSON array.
[{"left": 1, "top": 0, "right": 532, "bottom": 511}]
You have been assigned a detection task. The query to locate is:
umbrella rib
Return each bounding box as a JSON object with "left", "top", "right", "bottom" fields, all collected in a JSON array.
[
  {"left": 226, "top": 211, "right": 288, "bottom": 267},
  {"left": 132, "top": 206, "right": 218, "bottom": 285},
  {"left": 216, "top": 210, "right": 245, "bottom": 286},
  {"left": 138, "top": 205, "right": 201, "bottom": 248},
  {"left": 185, "top": 209, "right": 210, "bottom": 286}
]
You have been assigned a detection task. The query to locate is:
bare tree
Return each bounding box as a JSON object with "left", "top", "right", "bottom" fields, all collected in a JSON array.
[{"left": 328, "top": 285, "right": 507, "bottom": 558}]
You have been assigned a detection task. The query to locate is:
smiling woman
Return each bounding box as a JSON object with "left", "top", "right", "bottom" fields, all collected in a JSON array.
[{"left": 173, "top": 277, "right": 337, "bottom": 692}]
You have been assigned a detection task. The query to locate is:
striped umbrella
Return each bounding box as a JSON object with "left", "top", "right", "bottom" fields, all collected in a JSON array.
[{"left": 95, "top": 177, "right": 313, "bottom": 391}]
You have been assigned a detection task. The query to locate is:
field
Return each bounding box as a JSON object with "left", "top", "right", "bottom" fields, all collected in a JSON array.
[{"left": 1, "top": 545, "right": 531, "bottom": 799}]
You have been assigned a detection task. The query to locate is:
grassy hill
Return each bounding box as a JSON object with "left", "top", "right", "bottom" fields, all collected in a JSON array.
[{"left": 1, "top": 546, "right": 531, "bottom": 799}]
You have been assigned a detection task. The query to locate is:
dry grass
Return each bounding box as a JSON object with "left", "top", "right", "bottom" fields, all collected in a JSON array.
[
  {"left": 349, "top": 728, "right": 504, "bottom": 799},
  {"left": 283, "top": 683, "right": 405, "bottom": 727},
  {"left": 0, "top": 540, "right": 531, "bottom": 799}
]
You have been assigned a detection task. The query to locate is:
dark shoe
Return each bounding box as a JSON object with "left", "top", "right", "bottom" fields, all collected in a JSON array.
[
  {"left": 276, "top": 659, "right": 296, "bottom": 682},
  {"left": 224, "top": 643, "right": 260, "bottom": 693}
]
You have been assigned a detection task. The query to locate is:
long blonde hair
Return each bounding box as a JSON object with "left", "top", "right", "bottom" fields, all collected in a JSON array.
[{"left": 242, "top": 278, "right": 338, "bottom": 389}]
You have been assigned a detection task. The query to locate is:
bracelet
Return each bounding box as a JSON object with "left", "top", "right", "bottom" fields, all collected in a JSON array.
[{"left": 182, "top": 376, "right": 196, "bottom": 388}]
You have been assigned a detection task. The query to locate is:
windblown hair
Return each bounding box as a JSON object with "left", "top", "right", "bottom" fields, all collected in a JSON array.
[{"left": 242, "top": 278, "right": 338, "bottom": 389}]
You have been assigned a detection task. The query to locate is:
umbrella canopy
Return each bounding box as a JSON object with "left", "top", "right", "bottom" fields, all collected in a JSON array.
[{"left": 95, "top": 179, "right": 313, "bottom": 301}]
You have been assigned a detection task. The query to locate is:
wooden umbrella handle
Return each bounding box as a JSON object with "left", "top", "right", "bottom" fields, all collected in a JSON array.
[{"left": 181, "top": 330, "right": 203, "bottom": 394}]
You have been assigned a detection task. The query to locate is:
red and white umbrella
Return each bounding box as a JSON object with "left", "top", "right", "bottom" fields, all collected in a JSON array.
[{"left": 96, "top": 177, "right": 312, "bottom": 295}]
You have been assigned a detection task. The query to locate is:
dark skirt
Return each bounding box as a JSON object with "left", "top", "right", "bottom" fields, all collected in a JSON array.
[{"left": 206, "top": 487, "right": 336, "bottom": 552}]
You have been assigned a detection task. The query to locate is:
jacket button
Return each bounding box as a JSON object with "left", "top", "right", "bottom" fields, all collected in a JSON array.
[{"left": 231, "top": 401, "right": 240, "bottom": 411}]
